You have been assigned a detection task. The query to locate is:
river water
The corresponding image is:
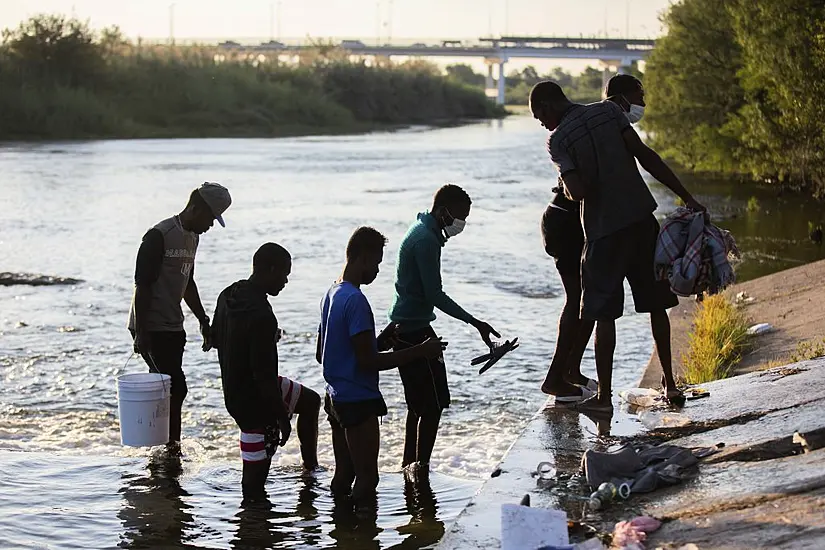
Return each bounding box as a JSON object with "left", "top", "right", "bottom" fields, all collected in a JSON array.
[{"left": 1, "top": 115, "right": 823, "bottom": 549}]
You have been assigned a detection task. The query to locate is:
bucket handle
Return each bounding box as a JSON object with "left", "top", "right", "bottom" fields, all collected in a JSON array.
[
  {"left": 145, "top": 352, "right": 171, "bottom": 397},
  {"left": 122, "top": 350, "right": 171, "bottom": 397}
]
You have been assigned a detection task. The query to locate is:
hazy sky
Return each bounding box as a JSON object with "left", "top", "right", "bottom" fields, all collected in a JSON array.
[{"left": 3, "top": 0, "right": 673, "bottom": 40}]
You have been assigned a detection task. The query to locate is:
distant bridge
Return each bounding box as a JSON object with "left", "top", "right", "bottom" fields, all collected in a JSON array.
[{"left": 217, "top": 35, "right": 655, "bottom": 104}]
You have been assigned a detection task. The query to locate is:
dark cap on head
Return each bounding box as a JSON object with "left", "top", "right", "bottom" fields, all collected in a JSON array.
[
  {"left": 197, "top": 182, "right": 232, "bottom": 227},
  {"left": 605, "top": 74, "right": 642, "bottom": 99},
  {"left": 253, "top": 243, "right": 291, "bottom": 271}
]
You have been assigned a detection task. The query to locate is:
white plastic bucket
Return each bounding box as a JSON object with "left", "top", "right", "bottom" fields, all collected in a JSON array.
[{"left": 117, "top": 373, "right": 171, "bottom": 447}]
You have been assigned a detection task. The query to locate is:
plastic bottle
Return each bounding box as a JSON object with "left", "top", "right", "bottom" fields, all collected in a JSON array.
[
  {"left": 618, "top": 388, "right": 660, "bottom": 408},
  {"left": 639, "top": 410, "right": 691, "bottom": 430}
]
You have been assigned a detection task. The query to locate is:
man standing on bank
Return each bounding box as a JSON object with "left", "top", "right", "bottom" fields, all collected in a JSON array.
[
  {"left": 389, "top": 184, "right": 500, "bottom": 473},
  {"left": 128, "top": 182, "right": 231, "bottom": 447},
  {"left": 529, "top": 81, "right": 705, "bottom": 414},
  {"left": 539, "top": 74, "right": 653, "bottom": 402}
]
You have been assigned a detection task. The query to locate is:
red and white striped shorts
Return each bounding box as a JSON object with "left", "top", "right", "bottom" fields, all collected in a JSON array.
[{"left": 239, "top": 375, "right": 304, "bottom": 463}]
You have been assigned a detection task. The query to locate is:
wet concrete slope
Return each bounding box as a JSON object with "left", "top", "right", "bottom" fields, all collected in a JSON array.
[{"left": 438, "top": 359, "right": 825, "bottom": 549}]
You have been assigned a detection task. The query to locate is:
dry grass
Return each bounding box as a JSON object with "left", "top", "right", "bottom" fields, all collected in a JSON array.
[
  {"left": 682, "top": 294, "right": 751, "bottom": 384},
  {"left": 790, "top": 338, "right": 825, "bottom": 363}
]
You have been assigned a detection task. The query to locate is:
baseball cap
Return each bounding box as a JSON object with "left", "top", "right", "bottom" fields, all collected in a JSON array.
[{"left": 197, "top": 182, "right": 231, "bottom": 227}]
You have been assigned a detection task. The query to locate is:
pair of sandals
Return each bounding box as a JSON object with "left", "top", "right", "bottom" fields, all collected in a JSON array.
[{"left": 471, "top": 338, "right": 519, "bottom": 374}]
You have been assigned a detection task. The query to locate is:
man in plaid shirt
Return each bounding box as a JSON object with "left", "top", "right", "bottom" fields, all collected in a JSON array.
[{"left": 530, "top": 79, "right": 706, "bottom": 413}]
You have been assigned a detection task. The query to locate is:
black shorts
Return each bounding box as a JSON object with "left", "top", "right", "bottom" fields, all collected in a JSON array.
[
  {"left": 581, "top": 215, "right": 678, "bottom": 321},
  {"left": 132, "top": 330, "right": 187, "bottom": 399},
  {"left": 541, "top": 201, "right": 584, "bottom": 262},
  {"left": 395, "top": 326, "right": 449, "bottom": 416},
  {"left": 325, "top": 393, "right": 387, "bottom": 430}
]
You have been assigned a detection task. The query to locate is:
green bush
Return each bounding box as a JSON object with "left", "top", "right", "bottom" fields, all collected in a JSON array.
[
  {"left": 643, "top": 0, "right": 825, "bottom": 195},
  {"left": 0, "top": 15, "right": 503, "bottom": 140}
]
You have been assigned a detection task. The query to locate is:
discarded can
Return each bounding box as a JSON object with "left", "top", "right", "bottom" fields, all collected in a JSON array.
[{"left": 588, "top": 482, "right": 617, "bottom": 510}]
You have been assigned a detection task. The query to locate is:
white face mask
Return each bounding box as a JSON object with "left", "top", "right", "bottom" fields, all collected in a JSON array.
[
  {"left": 627, "top": 103, "right": 645, "bottom": 124},
  {"left": 444, "top": 218, "right": 466, "bottom": 237}
]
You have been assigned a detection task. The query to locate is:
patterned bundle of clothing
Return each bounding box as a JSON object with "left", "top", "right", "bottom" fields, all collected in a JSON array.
[{"left": 654, "top": 207, "right": 740, "bottom": 297}]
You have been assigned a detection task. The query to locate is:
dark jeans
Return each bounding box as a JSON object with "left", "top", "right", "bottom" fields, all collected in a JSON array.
[{"left": 132, "top": 330, "right": 187, "bottom": 442}]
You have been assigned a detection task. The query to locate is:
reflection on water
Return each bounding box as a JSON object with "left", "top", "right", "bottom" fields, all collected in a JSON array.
[
  {"left": 119, "top": 456, "right": 194, "bottom": 548},
  {"left": 0, "top": 450, "right": 477, "bottom": 549}
]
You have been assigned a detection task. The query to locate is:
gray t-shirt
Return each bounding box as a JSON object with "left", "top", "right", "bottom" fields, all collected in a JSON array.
[
  {"left": 548, "top": 101, "right": 657, "bottom": 241},
  {"left": 128, "top": 216, "right": 199, "bottom": 332}
]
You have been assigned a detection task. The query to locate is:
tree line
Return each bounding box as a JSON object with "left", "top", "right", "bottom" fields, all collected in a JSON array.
[
  {"left": 643, "top": 0, "right": 825, "bottom": 196},
  {"left": 0, "top": 15, "right": 504, "bottom": 140}
]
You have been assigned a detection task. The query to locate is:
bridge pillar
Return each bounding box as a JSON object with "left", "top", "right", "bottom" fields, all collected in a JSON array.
[
  {"left": 497, "top": 60, "right": 506, "bottom": 105},
  {"left": 486, "top": 64, "right": 495, "bottom": 95}
]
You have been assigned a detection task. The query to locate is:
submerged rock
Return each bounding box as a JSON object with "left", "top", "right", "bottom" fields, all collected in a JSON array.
[{"left": 0, "top": 272, "right": 83, "bottom": 286}]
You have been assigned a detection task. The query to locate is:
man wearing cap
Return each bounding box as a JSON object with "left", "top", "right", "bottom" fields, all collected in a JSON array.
[{"left": 128, "top": 182, "right": 232, "bottom": 447}]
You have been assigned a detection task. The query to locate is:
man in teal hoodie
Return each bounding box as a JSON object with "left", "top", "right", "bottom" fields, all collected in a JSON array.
[{"left": 389, "top": 184, "right": 499, "bottom": 474}]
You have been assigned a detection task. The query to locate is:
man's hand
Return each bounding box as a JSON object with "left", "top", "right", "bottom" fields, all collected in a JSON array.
[
  {"left": 376, "top": 322, "right": 399, "bottom": 351},
  {"left": 133, "top": 330, "right": 148, "bottom": 355},
  {"left": 684, "top": 197, "right": 707, "bottom": 214},
  {"left": 472, "top": 320, "right": 501, "bottom": 348},
  {"left": 418, "top": 337, "right": 448, "bottom": 359},
  {"left": 200, "top": 318, "right": 211, "bottom": 352},
  {"left": 276, "top": 414, "right": 292, "bottom": 447}
]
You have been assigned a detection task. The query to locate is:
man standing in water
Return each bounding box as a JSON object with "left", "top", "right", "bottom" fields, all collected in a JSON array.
[
  {"left": 390, "top": 184, "right": 500, "bottom": 474},
  {"left": 212, "top": 243, "right": 321, "bottom": 502},
  {"left": 318, "top": 226, "right": 444, "bottom": 509},
  {"left": 129, "top": 182, "right": 231, "bottom": 447},
  {"left": 529, "top": 81, "right": 705, "bottom": 413}
]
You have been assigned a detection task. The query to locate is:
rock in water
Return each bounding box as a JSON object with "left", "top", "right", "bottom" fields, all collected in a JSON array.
[{"left": 0, "top": 272, "right": 83, "bottom": 286}]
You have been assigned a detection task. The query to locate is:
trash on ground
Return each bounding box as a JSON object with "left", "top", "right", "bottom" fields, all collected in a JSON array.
[
  {"left": 686, "top": 388, "right": 710, "bottom": 400},
  {"left": 638, "top": 410, "right": 691, "bottom": 430},
  {"left": 581, "top": 444, "right": 700, "bottom": 498},
  {"left": 692, "top": 444, "right": 724, "bottom": 459},
  {"left": 501, "top": 503, "right": 569, "bottom": 550},
  {"left": 619, "top": 388, "right": 660, "bottom": 408},
  {"left": 588, "top": 482, "right": 618, "bottom": 510},
  {"left": 611, "top": 516, "right": 662, "bottom": 549},
  {"left": 536, "top": 461, "right": 558, "bottom": 488},
  {"left": 747, "top": 322, "right": 773, "bottom": 335},
  {"left": 735, "top": 291, "right": 755, "bottom": 304}
]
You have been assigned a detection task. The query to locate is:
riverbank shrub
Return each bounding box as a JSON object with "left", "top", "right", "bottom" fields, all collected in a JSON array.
[
  {"left": 682, "top": 294, "right": 750, "bottom": 384},
  {"left": 0, "top": 15, "right": 504, "bottom": 140},
  {"left": 644, "top": 0, "right": 825, "bottom": 196}
]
